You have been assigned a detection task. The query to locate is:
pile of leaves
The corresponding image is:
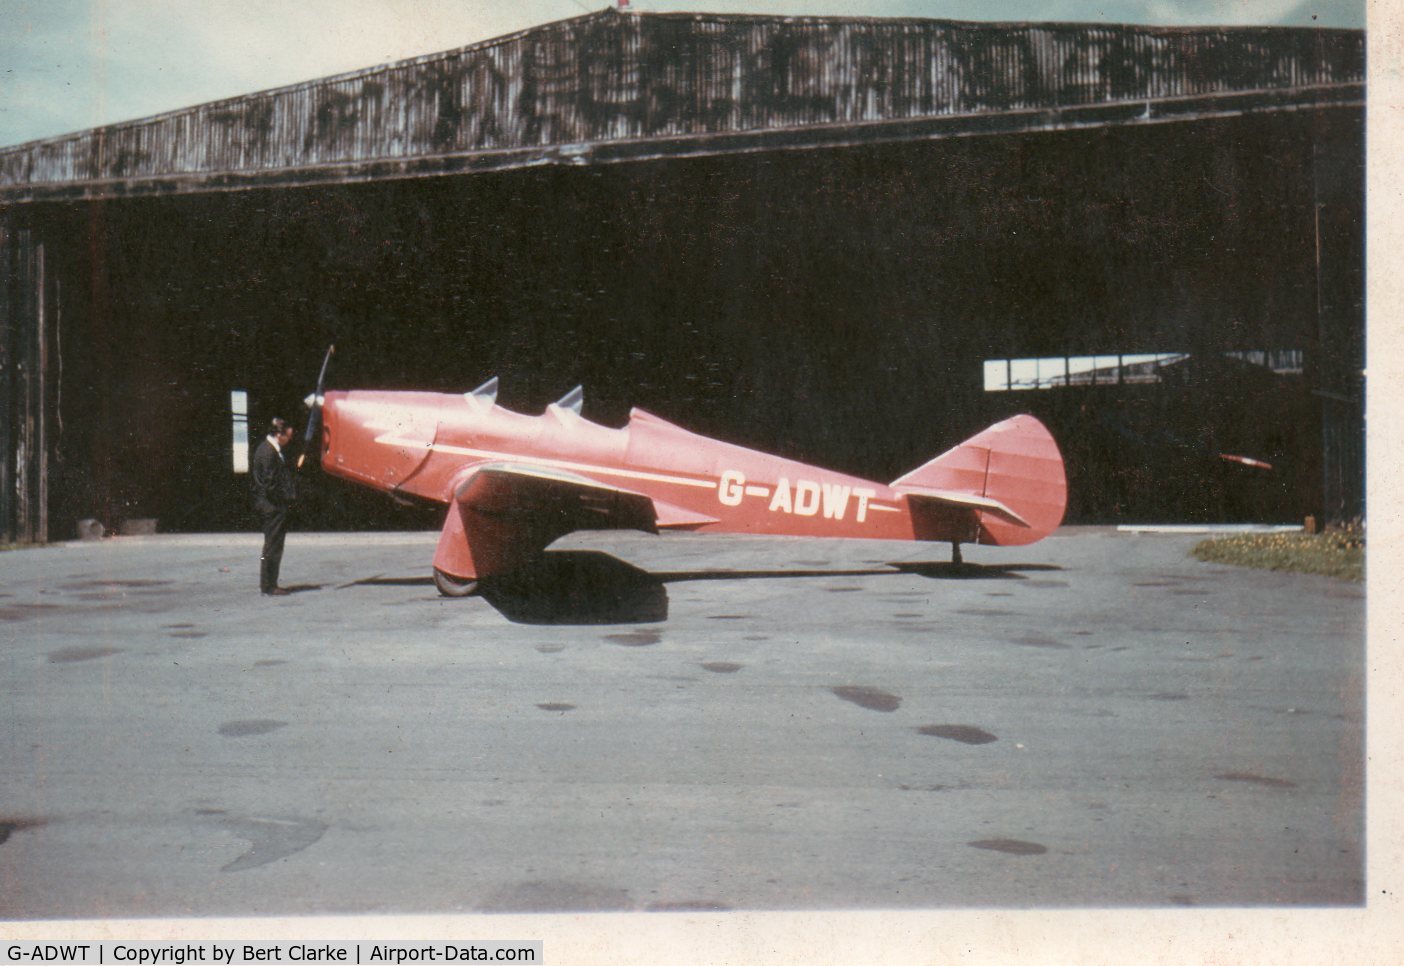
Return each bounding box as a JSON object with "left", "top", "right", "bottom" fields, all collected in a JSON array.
[{"left": 1192, "top": 521, "right": 1364, "bottom": 582}]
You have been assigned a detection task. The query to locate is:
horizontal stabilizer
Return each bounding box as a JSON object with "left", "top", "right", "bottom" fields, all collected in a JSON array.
[{"left": 898, "top": 487, "right": 1031, "bottom": 528}]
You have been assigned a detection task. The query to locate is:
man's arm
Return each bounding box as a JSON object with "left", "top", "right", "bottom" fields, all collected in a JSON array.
[
  {"left": 278, "top": 455, "right": 298, "bottom": 506},
  {"left": 250, "top": 445, "right": 277, "bottom": 512}
]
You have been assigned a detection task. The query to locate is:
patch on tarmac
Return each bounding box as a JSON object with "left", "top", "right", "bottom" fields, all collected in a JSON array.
[
  {"left": 1215, "top": 772, "right": 1297, "bottom": 789},
  {"left": 1, "top": 603, "right": 61, "bottom": 621},
  {"left": 0, "top": 818, "right": 47, "bottom": 845},
  {"left": 1012, "top": 634, "right": 1070, "bottom": 649},
  {"left": 604, "top": 630, "right": 661, "bottom": 647},
  {"left": 968, "top": 838, "right": 1047, "bottom": 855},
  {"left": 213, "top": 814, "right": 327, "bottom": 873},
  {"left": 830, "top": 686, "right": 901, "bottom": 712},
  {"left": 218, "top": 719, "right": 288, "bottom": 737},
  {"left": 917, "top": 725, "right": 998, "bottom": 745},
  {"left": 48, "top": 646, "right": 122, "bottom": 663}
]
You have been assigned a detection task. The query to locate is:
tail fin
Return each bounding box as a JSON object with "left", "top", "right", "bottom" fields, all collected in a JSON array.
[{"left": 892, "top": 414, "right": 1066, "bottom": 547}]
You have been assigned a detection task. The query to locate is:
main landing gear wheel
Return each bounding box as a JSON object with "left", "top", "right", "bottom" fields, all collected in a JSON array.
[{"left": 433, "top": 568, "right": 479, "bottom": 598}]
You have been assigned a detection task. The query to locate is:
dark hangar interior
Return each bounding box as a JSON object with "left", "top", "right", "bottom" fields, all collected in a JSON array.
[{"left": 0, "top": 7, "right": 1364, "bottom": 538}]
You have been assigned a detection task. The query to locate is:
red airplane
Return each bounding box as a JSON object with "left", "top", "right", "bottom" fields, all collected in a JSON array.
[{"left": 304, "top": 352, "right": 1067, "bottom": 596}]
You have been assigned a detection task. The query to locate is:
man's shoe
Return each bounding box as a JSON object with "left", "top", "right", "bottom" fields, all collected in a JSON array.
[{"left": 264, "top": 587, "right": 291, "bottom": 597}]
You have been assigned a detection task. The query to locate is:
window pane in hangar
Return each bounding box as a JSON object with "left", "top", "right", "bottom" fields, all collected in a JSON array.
[
  {"left": 1008, "top": 358, "right": 1039, "bottom": 390},
  {"left": 1119, "top": 354, "right": 1161, "bottom": 384},
  {"left": 983, "top": 359, "right": 1009, "bottom": 392},
  {"left": 1093, "top": 355, "right": 1121, "bottom": 385},
  {"left": 1037, "top": 357, "right": 1067, "bottom": 388},
  {"left": 1065, "top": 356, "right": 1100, "bottom": 386},
  {"left": 232, "top": 390, "right": 249, "bottom": 474}
]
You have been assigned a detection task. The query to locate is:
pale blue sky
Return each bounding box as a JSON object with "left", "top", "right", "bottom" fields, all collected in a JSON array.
[{"left": 0, "top": 0, "right": 1365, "bottom": 148}]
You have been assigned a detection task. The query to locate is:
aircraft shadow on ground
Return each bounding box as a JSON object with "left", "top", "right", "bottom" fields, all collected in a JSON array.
[
  {"left": 340, "top": 551, "right": 1061, "bottom": 626},
  {"left": 884, "top": 561, "right": 1062, "bottom": 579},
  {"left": 477, "top": 552, "right": 669, "bottom": 625},
  {"left": 345, "top": 576, "right": 432, "bottom": 587}
]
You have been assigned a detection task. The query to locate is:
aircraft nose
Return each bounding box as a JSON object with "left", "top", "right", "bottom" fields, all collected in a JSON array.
[{"left": 319, "top": 394, "right": 336, "bottom": 461}]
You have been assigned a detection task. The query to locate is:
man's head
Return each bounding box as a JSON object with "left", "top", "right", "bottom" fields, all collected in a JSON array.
[{"left": 267, "top": 417, "right": 297, "bottom": 447}]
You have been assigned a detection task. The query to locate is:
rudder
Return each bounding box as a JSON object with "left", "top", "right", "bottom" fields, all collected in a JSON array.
[{"left": 891, "top": 414, "right": 1066, "bottom": 546}]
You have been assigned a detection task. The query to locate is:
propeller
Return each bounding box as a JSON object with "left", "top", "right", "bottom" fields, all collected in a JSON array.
[{"left": 298, "top": 344, "right": 335, "bottom": 470}]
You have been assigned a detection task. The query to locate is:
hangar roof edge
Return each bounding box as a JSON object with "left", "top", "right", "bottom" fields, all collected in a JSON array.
[{"left": 0, "top": 8, "right": 1365, "bottom": 202}]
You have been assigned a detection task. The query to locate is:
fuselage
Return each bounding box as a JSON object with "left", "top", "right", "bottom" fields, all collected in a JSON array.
[{"left": 319, "top": 389, "right": 926, "bottom": 541}]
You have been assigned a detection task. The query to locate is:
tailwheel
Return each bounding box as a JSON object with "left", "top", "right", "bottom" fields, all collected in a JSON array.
[{"left": 433, "top": 567, "right": 480, "bottom": 598}]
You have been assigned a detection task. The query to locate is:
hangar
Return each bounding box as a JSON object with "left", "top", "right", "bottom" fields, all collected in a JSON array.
[{"left": 0, "top": 6, "right": 1364, "bottom": 541}]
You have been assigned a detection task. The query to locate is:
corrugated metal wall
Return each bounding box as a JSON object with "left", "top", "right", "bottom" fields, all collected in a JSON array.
[
  {"left": 0, "top": 227, "right": 46, "bottom": 543},
  {"left": 0, "top": 9, "right": 1364, "bottom": 192}
]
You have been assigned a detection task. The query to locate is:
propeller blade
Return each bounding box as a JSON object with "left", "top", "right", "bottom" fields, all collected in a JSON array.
[
  {"left": 298, "top": 344, "right": 335, "bottom": 470},
  {"left": 314, "top": 344, "right": 335, "bottom": 397}
]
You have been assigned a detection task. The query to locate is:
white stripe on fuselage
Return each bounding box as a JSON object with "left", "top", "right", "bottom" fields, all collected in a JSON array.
[
  {"left": 370, "top": 434, "right": 902, "bottom": 514},
  {"left": 373, "top": 435, "right": 718, "bottom": 490}
]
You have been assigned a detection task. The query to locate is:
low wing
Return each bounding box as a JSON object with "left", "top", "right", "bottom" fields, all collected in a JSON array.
[
  {"left": 455, "top": 462, "right": 657, "bottom": 525},
  {"left": 432, "top": 461, "right": 713, "bottom": 581}
]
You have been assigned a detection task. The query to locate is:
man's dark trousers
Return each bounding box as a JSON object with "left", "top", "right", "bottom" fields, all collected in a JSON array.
[
  {"left": 251, "top": 436, "right": 297, "bottom": 594},
  {"left": 259, "top": 506, "right": 289, "bottom": 594}
]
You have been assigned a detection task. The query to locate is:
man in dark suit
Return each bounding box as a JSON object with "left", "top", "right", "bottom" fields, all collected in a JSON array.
[{"left": 251, "top": 417, "right": 299, "bottom": 596}]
